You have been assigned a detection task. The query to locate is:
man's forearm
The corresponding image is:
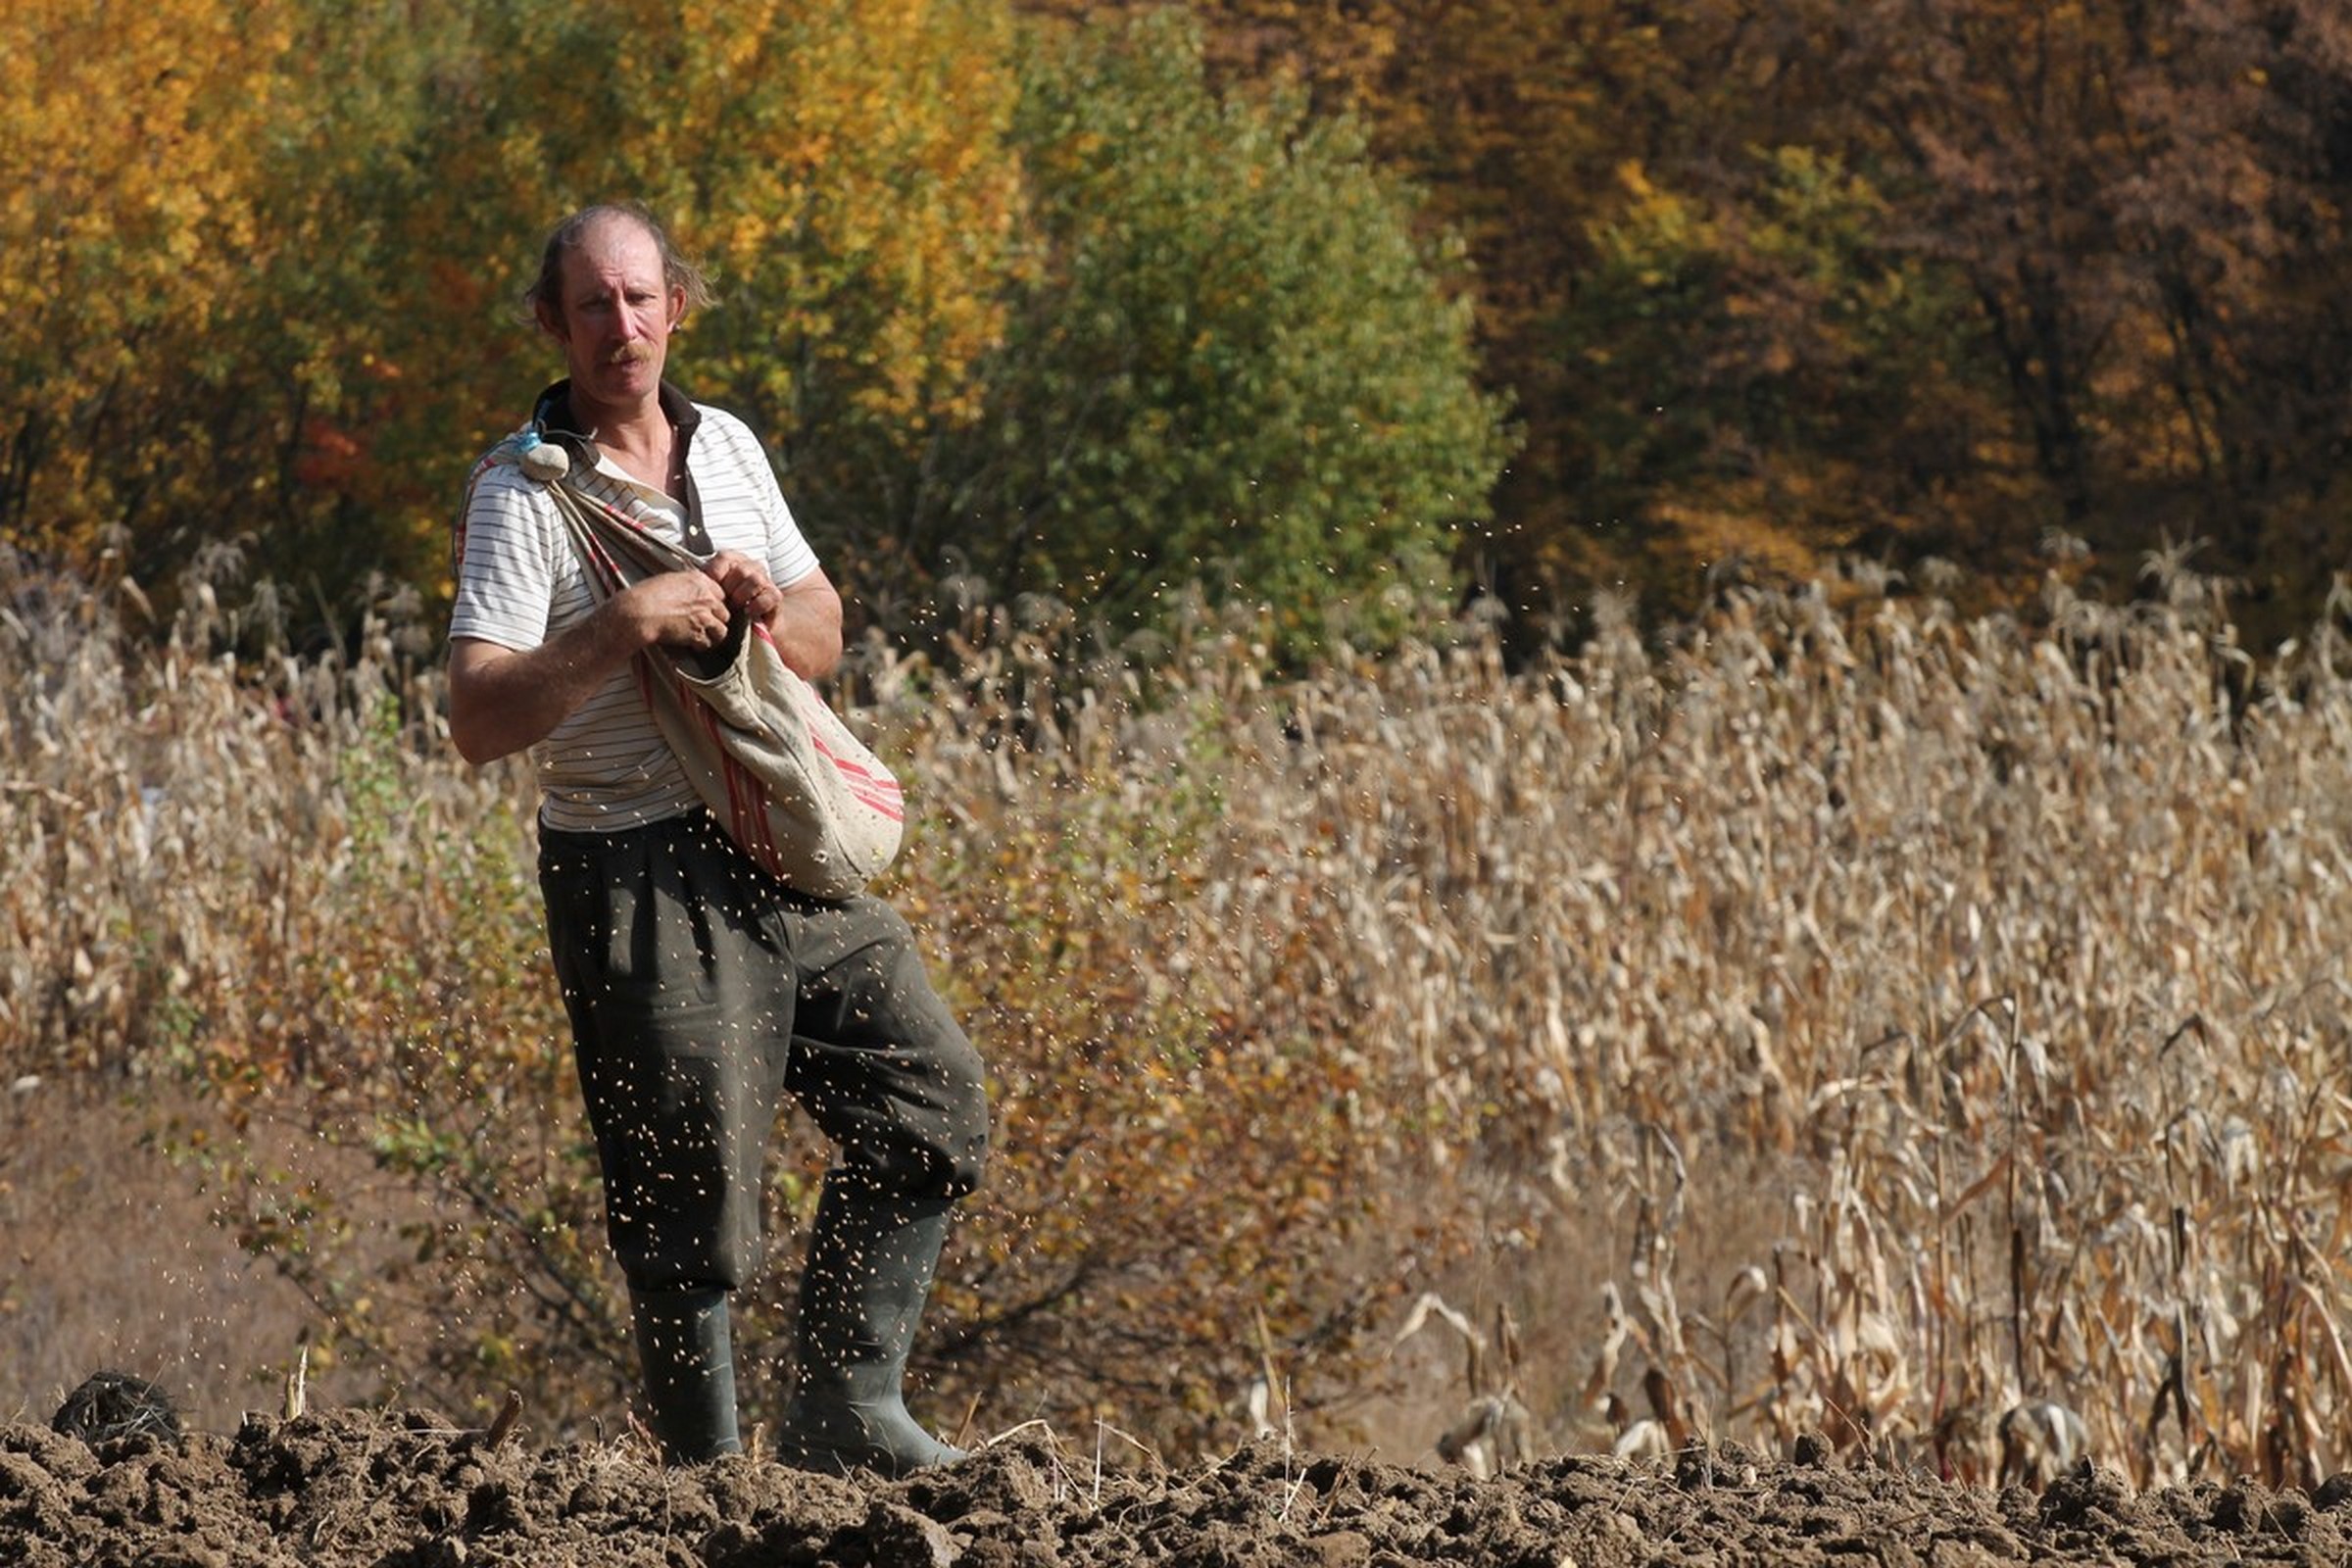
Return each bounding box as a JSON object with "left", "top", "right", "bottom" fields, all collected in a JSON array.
[
  {"left": 452, "top": 568, "right": 737, "bottom": 763},
  {"left": 448, "top": 609, "right": 644, "bottom": 764},
  {"left": 762, "top": 574, "right": 845, "bottom": 680}
]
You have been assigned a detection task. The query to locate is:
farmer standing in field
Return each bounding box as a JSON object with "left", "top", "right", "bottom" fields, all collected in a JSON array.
[{"left": 443, "top": 202, "right": 989, "bottom": 1473}]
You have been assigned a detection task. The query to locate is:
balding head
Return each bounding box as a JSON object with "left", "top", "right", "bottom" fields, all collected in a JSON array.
[{"left": 523, "top": 203, "right": 714, "bottom": 334}]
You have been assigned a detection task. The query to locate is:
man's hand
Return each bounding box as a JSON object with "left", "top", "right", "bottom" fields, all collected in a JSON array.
[
  {"left": 706, "top": 551, "right": 783, "bottom": 623},
  {"left": 629, "top": 567, "right": 733, "bottom": 653},
  {"left": 706, "top": 552, "right": 844, "bottom": 680}
]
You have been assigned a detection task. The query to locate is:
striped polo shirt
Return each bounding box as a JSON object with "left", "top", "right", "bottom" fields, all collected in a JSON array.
[{"left": 450, "top": 381, "right": 821, "bottom": 832}]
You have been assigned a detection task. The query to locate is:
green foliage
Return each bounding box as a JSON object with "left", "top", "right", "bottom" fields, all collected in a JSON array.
[
  {"left": 916, "top": 10, "right": 1510, "bottom": 660},
  {"left": 15, "top": 0, "right": 2352, "bottom": 657}
]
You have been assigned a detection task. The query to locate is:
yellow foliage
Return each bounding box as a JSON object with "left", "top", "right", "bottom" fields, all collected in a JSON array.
[
  {"left": 0, "top": 0, "right": 298, "bottom": 554},
  {"left": 0, "top": 0, "right": 1022, "bottom": 601},
  {"left": 490, "top": 0, "right": 1022, "bottom": 434}
]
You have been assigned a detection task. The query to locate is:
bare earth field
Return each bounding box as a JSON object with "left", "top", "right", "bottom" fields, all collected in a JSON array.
[{"left": 5, "top": 1403, "right": 2347, "bottom": 1568}]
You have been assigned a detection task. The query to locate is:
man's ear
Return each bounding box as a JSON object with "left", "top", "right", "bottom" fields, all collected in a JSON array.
[
  {"left": 535, "top": 298, "right": 566, "bottom": 340},
  {"left": 669, "top": 286, "right": 688, "bottom": 330}
]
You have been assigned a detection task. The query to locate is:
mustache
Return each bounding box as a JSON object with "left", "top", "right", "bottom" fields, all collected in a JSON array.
[{"left": 606, "top": 344, "right": 657, "bottom": 367}]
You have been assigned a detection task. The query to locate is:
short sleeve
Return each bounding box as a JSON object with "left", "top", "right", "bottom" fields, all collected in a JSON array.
[{"left": 449, "top": 464, "right": 567, "bottom": 652}]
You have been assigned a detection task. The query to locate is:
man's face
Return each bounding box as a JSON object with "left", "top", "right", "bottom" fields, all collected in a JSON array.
[{"left": 542, "top": 216, "right": 684, "bottom": 419}]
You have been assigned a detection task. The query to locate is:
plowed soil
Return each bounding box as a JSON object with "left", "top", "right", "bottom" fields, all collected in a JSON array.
[{"left": 6, "top": 1402, "right": 2348, "bottom": 1567}]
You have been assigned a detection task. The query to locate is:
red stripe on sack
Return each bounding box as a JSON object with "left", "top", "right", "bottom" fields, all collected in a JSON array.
[
  {"left": 805, "top": 725, "right": 904, "bottom": 794},
  {"left": 685, "top": 671, "right": 785, "bottom": 876},
  {"left": 815, "top": 744, "right": 898, "bottom": 793},
  {"left": 840, "top": 777, "right": 904, "bottom": 810},
  {"left": 718, "top": 727, "right": 783, "bottom": 872},
  {"left": 581, "top": 531, "right": 625, "bottom": 595},
  {"left": 806, "top": 727, "right": 906, "bottom": 821},
  {"left": 833, "top": 785, "right": 906, "bottom": 820},
  {"left": 824, "top": 764, "right": 903, "bottom": 808},
  {"left": 748, "top": 621, "right": 906, "bottom": 821},
  {"left": 834, "top": 786, "right": 903, "bottom": 818},
  {"left": 834, "top": 770, "right": 904, "bottom": 807}
]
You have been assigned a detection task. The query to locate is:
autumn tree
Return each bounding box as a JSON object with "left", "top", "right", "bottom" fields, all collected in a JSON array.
[
  {"left": 1140, "top": 0, "right": 2352, "bottom": 642},
  {"left": 0, "top": 0, "right": 1025, "bottom": 622},
  {"left": 0, "top": 0, "right": 301, "bottom": 581},
  {"left": 1095, "top": 0, "right": 1833, "bottom": 626},
  {"left": 23, "top": 0, "right": 2352, "bottom": 648},
  {"left": 1553, "top": 147, "right": 2013, "bottom": 604},
  {"left": 289, "top": 0, "right": 1026, "bottom": 612},
  {"left": 618, "top": 0, "right": 1025, "bottom": 570},
  {"left": 1816, "top": 0, "right": 2352, "bottom": 640}
]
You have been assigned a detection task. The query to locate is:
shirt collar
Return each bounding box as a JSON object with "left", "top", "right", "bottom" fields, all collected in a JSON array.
[{"left": 530, "top": 379, "right": 702, "bottom": 444}]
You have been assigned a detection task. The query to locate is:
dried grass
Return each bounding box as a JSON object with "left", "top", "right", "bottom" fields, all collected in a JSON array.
[{"left": 6, "top": 551, "right": 2350, "bottom": 1483}]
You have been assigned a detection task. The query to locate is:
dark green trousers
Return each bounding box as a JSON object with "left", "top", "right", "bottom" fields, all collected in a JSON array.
[{"left": 539, "top": 810, "right": 989, "bottom": 1293}]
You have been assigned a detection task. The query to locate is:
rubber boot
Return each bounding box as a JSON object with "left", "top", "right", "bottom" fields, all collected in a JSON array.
[
  {"left": 630, "top": 1284, "right": 743, "bottom": 1463},
  {"left": 776, "top": 1180, "right": 965, "bottom": 1477}
]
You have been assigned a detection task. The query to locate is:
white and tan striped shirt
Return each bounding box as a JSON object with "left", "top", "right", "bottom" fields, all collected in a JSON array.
[{"left": 450, "top": 388, "right": 821, "bottom": 833}]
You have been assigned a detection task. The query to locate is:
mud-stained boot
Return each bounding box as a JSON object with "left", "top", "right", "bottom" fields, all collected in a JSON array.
[
  {"left": 776, "top": 1180, "right": 965, "bottom": 1477},
  {"left": 630, "top": 1284, "right": 743, "bottom": 1464}
]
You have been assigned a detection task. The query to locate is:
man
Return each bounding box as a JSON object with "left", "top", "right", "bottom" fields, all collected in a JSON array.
[{"left": 447, "top": 203, "right": 989, "bottom": 1473}]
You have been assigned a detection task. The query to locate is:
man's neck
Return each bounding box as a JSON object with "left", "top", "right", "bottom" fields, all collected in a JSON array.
[
  {"left": 578, "top": 392, "right": 673, "bottom": 491},
  {"left": 577, "top": 389, "right": 665, "bottom": 449}
]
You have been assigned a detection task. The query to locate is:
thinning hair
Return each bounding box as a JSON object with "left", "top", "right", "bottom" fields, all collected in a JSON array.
[{"left": 522, "top": 203, "right": 716, "bottom": 328}]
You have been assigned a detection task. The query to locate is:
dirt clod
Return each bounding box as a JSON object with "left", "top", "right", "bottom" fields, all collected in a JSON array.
[{"left": 51, "top": 1371, "right": 182, "bottom": 1450}]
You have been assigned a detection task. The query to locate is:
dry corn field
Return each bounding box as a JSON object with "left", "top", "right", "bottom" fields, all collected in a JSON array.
[{"left": 5, "top": 554, "right": 2351, "bottom": 1501}]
